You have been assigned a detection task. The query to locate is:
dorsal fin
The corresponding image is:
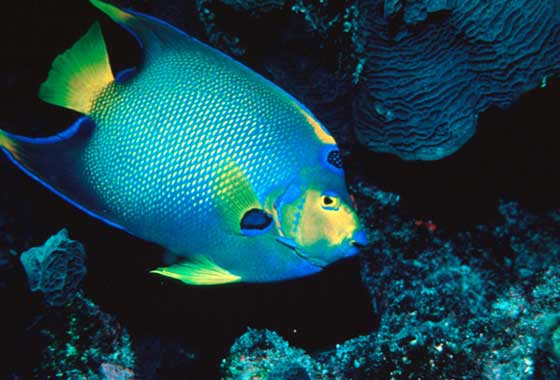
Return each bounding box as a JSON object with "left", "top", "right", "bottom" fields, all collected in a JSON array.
[
  {"left": 89, "top": 0, "right": 192, "bottom": 56},
  {"left": 38, "top": 22, "right": 114, "bottom": 114}
]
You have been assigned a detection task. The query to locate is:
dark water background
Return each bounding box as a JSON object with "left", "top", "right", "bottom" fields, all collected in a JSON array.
[{"left": 1, "top": 0, "right": 559, "bottom": 378}]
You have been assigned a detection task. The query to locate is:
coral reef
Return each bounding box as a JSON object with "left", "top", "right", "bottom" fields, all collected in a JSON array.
[
  {"left": 352, "top": 187, "right": 560, "bottom": 379},
  {"left": 354, "top": 0, "right": 560, "bottom": 160},
  {"left": 222, "top": 329, "right": 319, "bottom": 380},
  {"left": 20, "top": 228, "right": 87, "bottom": 307},
  {"left": 35, "top": 292, "right": 136, "bottom": 380}
]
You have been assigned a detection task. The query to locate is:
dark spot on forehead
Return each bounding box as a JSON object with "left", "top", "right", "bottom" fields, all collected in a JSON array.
[{"left": 327, "top": 149, "right": 343, "bottom": 169}]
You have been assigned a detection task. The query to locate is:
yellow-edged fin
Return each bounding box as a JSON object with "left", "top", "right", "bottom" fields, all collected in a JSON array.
[
  {"left": 213, "top": 160, "right": 262, "bottom": 234},
  {"left": 90, "top": 0, "right": 195, "bottom": 63},
  {"left": 38, "top": 22, "right": 114, "bottom": 114},
  {"left": 150, "top": 256, "right": 241, "bottom": 285},
  {"left": 0, "top": 130, "right": 20, "bottom": 161},
  {"left": 293, "top": 103, "right": 335, "bottom": 145},
  {"left": 90, "top": 0, "right": 133, "bottom": 23}
]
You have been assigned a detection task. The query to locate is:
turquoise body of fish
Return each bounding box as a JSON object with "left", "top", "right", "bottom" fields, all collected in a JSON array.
[{"left": 0, "top": 0, "right": 367, "bottom": 285}]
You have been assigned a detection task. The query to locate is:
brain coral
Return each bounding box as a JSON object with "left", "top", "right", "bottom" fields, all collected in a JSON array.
[{"left": 354, "top": 0, "right": 560, "bottom": 160}]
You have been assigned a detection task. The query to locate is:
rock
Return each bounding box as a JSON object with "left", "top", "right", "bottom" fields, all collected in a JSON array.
[
  {"left": 20, "top": 229, "right": 86, "bottom": 307},
  {"left": 36, "top": 293, "right": 136, "bottom": 380},
  {"left": 221, "top": 329, "right": 319, "bottom": 380}
]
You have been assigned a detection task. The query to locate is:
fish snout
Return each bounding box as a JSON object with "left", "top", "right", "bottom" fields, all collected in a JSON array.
[
  {"left": 347, "top": 230, "right": 368, "bottom": 257},
  {"left": 351, "top": 230, "right": 368, "bottom": 248}
]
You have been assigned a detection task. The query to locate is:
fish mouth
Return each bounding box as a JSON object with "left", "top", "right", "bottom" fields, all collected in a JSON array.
[
  {"left": 344, "top": 230, "right": 368, "bottom": 258},
  {"left": 351, "top": 241, "right": 366, "bottom": 249},
  {"left": 350, "top": 230, "right": 368, "bottom": 249}
]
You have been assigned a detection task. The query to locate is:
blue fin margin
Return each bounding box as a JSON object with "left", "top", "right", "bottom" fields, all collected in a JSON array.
[{"left": 1, "top": 117, "right": 128, "bottom": 233}]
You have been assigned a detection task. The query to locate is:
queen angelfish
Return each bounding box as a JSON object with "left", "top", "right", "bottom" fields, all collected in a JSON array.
[{"left": 0, "top": 0, "right": 367, "bottom": 285}]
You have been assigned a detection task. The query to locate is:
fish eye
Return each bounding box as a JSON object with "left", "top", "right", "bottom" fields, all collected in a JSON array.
[{"left": 321, "top": 194, "right": 340, "bottom": 211}]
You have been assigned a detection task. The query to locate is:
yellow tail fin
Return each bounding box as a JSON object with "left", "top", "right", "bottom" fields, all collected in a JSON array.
[
  {"left": 38, "top": 22, "right": 114, "bottom": 115},
  {"left": 0, "top": 129, "right": 20, "bottom": 161}
]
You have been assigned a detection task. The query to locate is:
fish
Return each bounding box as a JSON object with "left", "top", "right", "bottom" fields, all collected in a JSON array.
[{"left": 0, "top": 0, "right": 367, "bottom": 285}]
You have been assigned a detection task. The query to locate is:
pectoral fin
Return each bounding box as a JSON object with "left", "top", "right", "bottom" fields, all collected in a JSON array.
[
  {"left": 213, "top": 159, "right": 262, "bottom": 234},
  {"left": 150, "top": 256, "right": 241, "bottom": 285}
]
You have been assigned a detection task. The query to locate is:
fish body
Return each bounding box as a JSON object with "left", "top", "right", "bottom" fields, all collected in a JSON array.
[{"left": 0, "top": 0, "right": 366, "bottom": 284}]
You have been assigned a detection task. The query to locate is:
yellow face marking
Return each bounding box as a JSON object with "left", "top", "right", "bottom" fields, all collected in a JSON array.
[
  {"left": 273, "top": 187, "right": 360, "bottom": 261},
  {"left": 90, "top": 0, "right": 134, "bottom": 23},
  {"left": 296, "top": 190, "right": 358, "bottom": 249}
]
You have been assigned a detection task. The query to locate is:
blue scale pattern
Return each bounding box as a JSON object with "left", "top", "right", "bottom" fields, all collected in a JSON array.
[{"left": 81, "top": 43, "right": 327, "bottom": 252}]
